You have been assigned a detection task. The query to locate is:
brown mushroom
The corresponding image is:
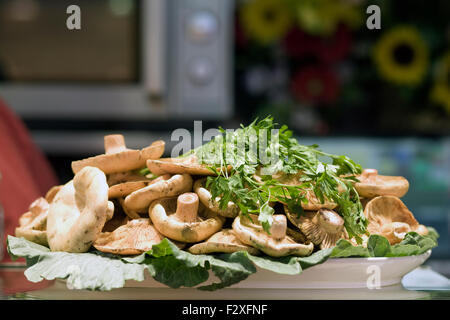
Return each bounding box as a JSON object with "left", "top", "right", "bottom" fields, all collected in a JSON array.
[
  {"left": 284, "top": 208, "right": 346, "bottom": 249},
  {"left": 146, "top": 154, "right": 230, "bottom": 176},
  {"left": 149, "top": 192, "right": 225, "bottom": 243},
  {"left": 188, "top": 229, "right": 260, "bottom": 255},
  {"left": 193, "top": 178, "right": 240, "bottom": 218},
  {"left": 354, "top": 168, "right": 409, "bottom": 198},
  {"left": 364, "top": 196, "right": 427, "bottom": 244},
  {"left": 71, "top": 134, "right": 165, "bottom": 174},
  {"left": 232, "top": 214, "right": 314, "bottom": 257},
  {"left": 46, "top": 166, "right": 111, "bottom": 252},
  {"left": 15, "top": 197, "right": 50, "bottom": 246},
  {"left": 94, "top": 218, "right": 167, "bottom": 255},
  {"left": 124, "top": 174, "right": 193, "bottom": 213},
  {"left": 108, "top": 174, "right": 171, "bottom": 199}
]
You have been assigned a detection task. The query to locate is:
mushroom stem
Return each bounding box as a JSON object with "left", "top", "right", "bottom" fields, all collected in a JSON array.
[
  {"left": 269, "top": 215, "right": 287, "bottom": 240},
  {"left": 175, "top": 193, "right": 199, "bottom": 223},
  {"left": 104, "top": 134, "right": 127, "bottom": 154}
]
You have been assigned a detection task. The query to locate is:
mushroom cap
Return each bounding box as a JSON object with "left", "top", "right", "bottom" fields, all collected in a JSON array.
[
  {"left": 284, "top": 208, "right": 345, "bottom": 249},
  {"left": 193, "top": 178, "right": 240, "bottom": 218},
  {"left": 93, "top": 218, "right": 166, "bottom": 255},
  {"left": 45, "top": 185, "right": 63, "bottom": 203},
  {"left": 146, "top": 154, "right": 231, "bottom": 176},
  {"left": 188, "top": 229, "right": 260, "bottom": 255},
  {"left": 355, "top": 168, "right": 409, "bottom": 198},
  {"left": 71, "top": 134, "right": 165, "bottom": 174},
  {"left": 124, "top": 174, "right": 193, "bottom": 213},
  {"left": 364, "top": 196, "right": 420, "bottom": 244},
  {"left": 47, "top": 166, "right": 111, "bottom": 252},
  {"left": 15, "top": 197, "right": 50, "bottom": 246},
  {"left": 107, "top": 171, "right": 150, "bottom": 186},
  {"left": 108, "top": 174, "right": 171, "bottom": 199},
  {"left": 232, "top": 214, "right": 314, "bottom": 257},
  {"left": 149, "top": 193, "right": 225, "bottom": 243}
]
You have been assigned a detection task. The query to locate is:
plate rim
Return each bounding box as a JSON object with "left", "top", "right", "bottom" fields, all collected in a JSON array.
[{"left": 327, "top": 249, "right": 431, "bottom": 263}]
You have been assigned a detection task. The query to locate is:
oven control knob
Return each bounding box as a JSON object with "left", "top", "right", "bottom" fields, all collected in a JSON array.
[
  {"left": 187, "top": 57, "right": 215, "bottom": 85},
  {"left": 187, "top": 11, "right": 219, "bottom": 43}
]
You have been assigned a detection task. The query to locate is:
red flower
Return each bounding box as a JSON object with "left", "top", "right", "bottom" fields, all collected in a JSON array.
[
  {"left": 290, "top": 66, "right": 339, "bottom": 104},
  {"left": 283, "top": 24, "right": 352, "bottom": 64}
]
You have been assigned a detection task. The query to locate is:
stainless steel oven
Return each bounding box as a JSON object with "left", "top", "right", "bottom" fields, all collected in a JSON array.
[{"left": 0, "top": 0, "right": 234, "bottom": 121}]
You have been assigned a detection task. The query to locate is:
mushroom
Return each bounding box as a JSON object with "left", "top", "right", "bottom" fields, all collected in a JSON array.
[
  {"left": 232, "top": 214, "right": 314, "bottom": 257},
  {"left": 364, "top": 196, "right": 427, "bottom": 244},
  {"left": 188, "top": 229, "right": 260, "bottom": 255},
  {"left": 107, "top": 171, "right": 151, "bottom": 186},
  {"left": 15, "top": 197, "right": 50, "bottom": 246},
  {"left": 45, "top": 185, "right": 63, "bottom": 203},
  {"left": 354, "top": 168, "right": 409, "bottom": 198},
  {"left": 146, "top": 154, "right": 230, "bottom": 176},
  {"left": 149, "top": 192, "right": 225, "bottom": 243},
  {"left": 71, "top": 134, "right": 165, "bottom": 174},
  {"left": 284, "top": 208, "right": 346, "bottom": 249},
  {"left": 254, "top": 170, "right": 337, "bottom": 210},
  {"left": 118, "top": 197, "right": 141, "bottom": 219},
  {"left": 302, "top": 190, "right": 338, "bottom": 211},
  {"left": 94, "top": 218, "right": 167, "bottom": 255},
  {"left": 46, "top": 166, "right": 112, "bottom": 253},
  {"left": 193, "top": 178, "right": 240, "bottom": 218},
  {"left": 124, "top": 174, "right": 193, "bottom": 213},
  {"left": 108, "top": 174, "right": 171, "bottom": 199},
  {"left": 102, "top": 201, "right": 130, "bottom": 232}
]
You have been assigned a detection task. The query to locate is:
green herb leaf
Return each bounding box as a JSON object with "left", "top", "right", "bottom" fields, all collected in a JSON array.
[{"left": 195, "top": 115, "right": 366, "bottom": 240}]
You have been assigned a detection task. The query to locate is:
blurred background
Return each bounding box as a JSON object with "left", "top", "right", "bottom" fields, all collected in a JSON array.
[{"left": 0, "top": 0, "right": 449, "bottom": 274}]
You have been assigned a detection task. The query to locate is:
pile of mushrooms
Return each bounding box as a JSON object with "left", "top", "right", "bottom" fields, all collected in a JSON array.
[{"left": 14, "top": 135, "right": 429, "bottom": 258}]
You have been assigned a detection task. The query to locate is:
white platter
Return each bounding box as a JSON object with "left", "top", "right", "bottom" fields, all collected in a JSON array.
[
  {"left": 19, "top": 251, "right": 433, "bottom": 300},
  {"left": 124, "top": 250, "right": 432, "bottom": 289}
]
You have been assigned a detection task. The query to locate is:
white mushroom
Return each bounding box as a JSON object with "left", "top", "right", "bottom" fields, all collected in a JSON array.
[
  {"left": 285, "top": 208, "right": 346, "bottom": 249},
  {"left": 108, "top": 174, "right": 171, "bottom": 199},
  {"left": 46, "top": 166, "right": 112, "bottom": 252},
  {"left": 71, "top": 134, "right": 165, "bottom": 174},
  {"left": 355, "top": 168, "right": 409, "bottom": 198},
  {"left": 149, "top": 193, "right": 225, "bottom": 243},
  {"left": 146, "top": 154, "right": 231, "bottom": 176},
  {"left": 364, "top": 196, "right": 427, "bottom": 244},
  {"left": 94, "top": 218, "right": 167, "bottom": 255},
  {"left": 188, "top": 229, "right": 260, "bottom": 255},
  {"left": 15, "top": 197, "right": 50, "bottom": 246},
  {"left": 232, "top": 214, "right": 314, "bottom": 257},
  {"left": 193, "top": 178, "right": 240, "bottom": 218},
  {"left": 124, "top": 174, "right": 193, "bottom": 213}
]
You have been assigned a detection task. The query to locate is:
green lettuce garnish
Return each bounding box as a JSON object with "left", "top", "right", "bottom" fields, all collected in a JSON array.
[{"left": 6, "top": 228, "right": 439, "bottom": 292}]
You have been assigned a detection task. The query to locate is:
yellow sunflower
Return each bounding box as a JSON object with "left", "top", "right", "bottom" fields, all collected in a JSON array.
[
  {"left": 294, "top": 0, "right": 363, "bottom": 36},
  {"left": 430, "top": 51, "right": 450, "bottom": 114},
  {"left": 373, "top": 26, "right": 429, "bottom": 86},
  {"left": 240, "top": 0, "right": 293, "bottom": 45}
]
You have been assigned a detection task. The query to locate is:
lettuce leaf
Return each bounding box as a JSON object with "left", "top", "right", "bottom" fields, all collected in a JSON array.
[
  {"left": 331, "top": 229, "right": 439, "bottom": 258},
  {"left": 6, "top": 236, "right": 147, "bottom": 291},
  {"left": 6, "top": 227, "right": 439, "bottom": 291}
]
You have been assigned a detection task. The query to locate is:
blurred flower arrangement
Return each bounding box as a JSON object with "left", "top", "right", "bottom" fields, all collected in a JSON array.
[{"left": 234, "top": 0, "right": 450, "bottom": 135}]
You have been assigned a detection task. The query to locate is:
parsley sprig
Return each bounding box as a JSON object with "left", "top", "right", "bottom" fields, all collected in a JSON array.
[{"left": 194, "top": 116, "right": 368, "bottom": 243}]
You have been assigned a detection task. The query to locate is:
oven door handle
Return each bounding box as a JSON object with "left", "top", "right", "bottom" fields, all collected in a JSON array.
[{"left": 143, "top": 0, "right": 166, "bottom": 98}]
